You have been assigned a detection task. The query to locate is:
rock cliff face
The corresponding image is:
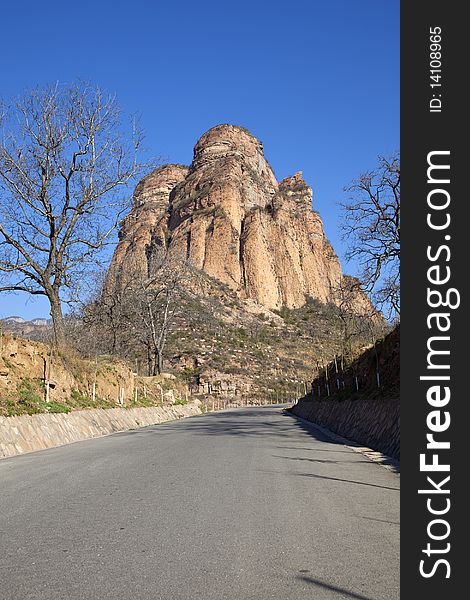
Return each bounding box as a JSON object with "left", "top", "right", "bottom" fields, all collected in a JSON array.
[
  {"left": 107, "top": 125, "right": 359, "bottom": 311},
  {"left": 108, "top": 164, "right": 189, "bottom": 290}
]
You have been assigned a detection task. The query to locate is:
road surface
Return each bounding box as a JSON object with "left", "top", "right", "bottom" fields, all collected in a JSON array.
[{"left": 0, "top": 407, "right": 399, "bottom": 600}]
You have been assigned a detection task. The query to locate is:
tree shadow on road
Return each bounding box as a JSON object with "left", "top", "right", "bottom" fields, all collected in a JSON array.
[
  {"left": 271, "top": 454, "right": 373, "bottom": 465},
  {"left": 361, "top": 515, "right": 399, "bottom": 526},
  {"left": 297, "top": 575, "right": 376, "bottom": 600},
  {"left": 291, "top": 470, "right": 399, "bottom": 491},
  {"left": 274, "top": 446, "right": 357, "bottom": 454}
]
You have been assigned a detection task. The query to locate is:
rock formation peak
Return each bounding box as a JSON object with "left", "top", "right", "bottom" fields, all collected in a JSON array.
[
  {"left": 107, "top": 125, "right": 371, "bottom": 312},
  {"left": 193, "top": 124, "right": 266, "bottom": 167},
  {"left": 133, "top": 164, "right": 189, "bottom": 208}
]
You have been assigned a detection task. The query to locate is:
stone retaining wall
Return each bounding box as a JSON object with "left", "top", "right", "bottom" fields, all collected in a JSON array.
[
  {"left": 291, "top": 396, "right": 399, "bottom": 459},
  {"left": 0, "top": 402, "right": 202, "bottom": 459}
]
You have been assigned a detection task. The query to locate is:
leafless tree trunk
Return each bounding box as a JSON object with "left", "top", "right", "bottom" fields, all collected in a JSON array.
[{"left": 0, "top": 82, "right": 155, "bottom": 346}]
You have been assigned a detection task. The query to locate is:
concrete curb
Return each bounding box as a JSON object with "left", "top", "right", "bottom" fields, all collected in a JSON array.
[{"left": 0, "top": 402, "right": 202, "bottom": 459}]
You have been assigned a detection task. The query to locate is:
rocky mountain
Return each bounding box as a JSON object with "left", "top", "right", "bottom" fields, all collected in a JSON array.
[
  {"left": 3, "top": 316, "right": 50, "bottom": 327},
  {"left": 107, "top": 124, "right": 364, "bottom": 311},
  {"left": 1, "top": 316, "right": 52, "bottom": 341},
  {"left": 99, "top": 125, "right": 382, "bottom": 397}
]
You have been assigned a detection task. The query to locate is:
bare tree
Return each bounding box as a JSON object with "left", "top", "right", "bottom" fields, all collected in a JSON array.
[
  {"left": 84, "top": 257, "right": 189, "bottom": 375},
  {"left": 335, "top": 277, "right": 365, "bottom": 360},
  {"left": 341, "top": 153, "right": 400, "bottom": 319},
  {"left": 77, "top": 280, "right": 129, "bottom": 357},
  {"left": 335, "top": 276, "right": 385, "bottom": 360},
  {"left": 133, "top": 266, "right": 182, "bottom": 376},
  {"left": 0, "top": 82, "right": 153, "bottom": 345}
]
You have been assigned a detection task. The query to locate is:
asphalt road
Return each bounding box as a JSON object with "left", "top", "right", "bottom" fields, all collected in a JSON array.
[{"left": 0, "top": 407, "right": 399, "bottom": 600}]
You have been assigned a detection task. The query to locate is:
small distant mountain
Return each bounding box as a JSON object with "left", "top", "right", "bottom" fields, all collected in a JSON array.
[
  {"left": 1, "top": 316, "right": 52, "bottom": 341},
  {"left": 3, "top": 316, "right": 50, "bottom": 326},
  {"left": 3, "top": 316, "right": 27, "bottom": 324},
  {"left": 30, "top": 318, "right": 51, "bottom": 327}
]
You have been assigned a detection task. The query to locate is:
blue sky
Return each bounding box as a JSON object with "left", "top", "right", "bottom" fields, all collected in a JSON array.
[{"left": 0, "top": 0, "right": 399, "bottom": 319}]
